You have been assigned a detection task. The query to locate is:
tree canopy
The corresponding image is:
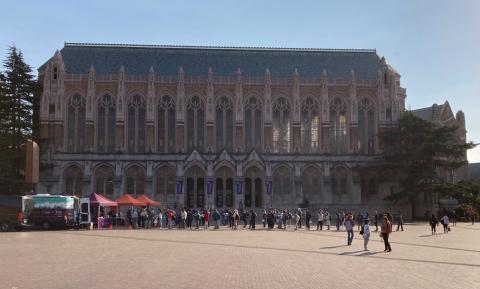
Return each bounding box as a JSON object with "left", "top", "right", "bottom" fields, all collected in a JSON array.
[
  {"left": 369, "top": 112, "right": 476, "bottom": 218},
  {"left": 0, "top": 46, "right": 38, "bottom": 194}
]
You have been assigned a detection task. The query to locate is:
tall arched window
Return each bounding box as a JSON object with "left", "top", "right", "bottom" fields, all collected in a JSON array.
[
  {"left": 244, "top": 97, "right": 262, "bottom": 151},
  {"left": 93, "top": 165, "right": 114, "bottom": 199},
  {"left": 155, "top": 166, "right": 176, "bottom": 206},
  {"left": 301, "top": 97, "right": 320, "bottom": 153},
  {"left": 67, "top": 94, "right": 85, "bottom": 152},
  {"left": 125, "top": 165, "right": 145, "bottom": 196},
  {"left": 64, "top": 165, "right": 83, "bottom": 196},
  {"left": 358, "top": 98, "right": 375, "bottom": 154},
  {"left": 215, "top": 96, "right": 234, "bottom": 152},
  {"left": 97, "top": 94, "right": 116, "bottom": 153},
  {"left": 273, "top": 97, "right": 290, "bottom": 153},
  {"left": 127, "top": 95, "right": 146, "bottom": 153},
  {"left": 186, "top": 95, "right": 205, "bottom": 152},
  {"left": 157, "top": 95, "right": 176, "bottom": 153},
  {"left": 329, "top": 98, "right": 348, "bottom": 154}
]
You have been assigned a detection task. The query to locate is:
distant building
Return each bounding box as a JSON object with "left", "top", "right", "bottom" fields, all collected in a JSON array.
[
  {"left": 469, "top": 163, "right": 480, "bottom": 181},
  {"left": 35, "top": 43, "right": 465, "bottom": 216}
]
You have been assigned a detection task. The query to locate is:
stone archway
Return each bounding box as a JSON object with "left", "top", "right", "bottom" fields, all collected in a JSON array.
[
  {"left": 93, "top": 164, "right": 115, "bottom": 199},
  {"left": 155, "top": 166, "right": 176, "bottom": 207},
  {"left": 63, "top": 165, "right": 83, "bottom": 196},
  {"left": 302, "top": 166, "right": 323, "bottom": 207},
  {"left": 125, "top": 165, "right": 146, "bottom": 196}
]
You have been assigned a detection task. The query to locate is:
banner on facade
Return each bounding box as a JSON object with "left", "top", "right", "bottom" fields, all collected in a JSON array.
[
  {"left": 207, "top": 179, "right": 214, "bottom": 195},
  {"left": 236, "top": 180, "right": 243, "bottom": 195},
  {"left": 176, "top": 180, "right": 183, "bottom": 194},
  {"left": 265, "top": 179, "right": 272, "bottom": 195}
]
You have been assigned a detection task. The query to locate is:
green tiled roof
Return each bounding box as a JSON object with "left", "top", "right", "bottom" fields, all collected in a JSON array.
[{"left": 43, "top": 43, "right": 383, "bottom": 79}]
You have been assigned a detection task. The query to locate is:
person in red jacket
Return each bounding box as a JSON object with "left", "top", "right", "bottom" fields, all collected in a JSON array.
[{"left": 204, "top": 210, "right": 210, "bottom": 229}]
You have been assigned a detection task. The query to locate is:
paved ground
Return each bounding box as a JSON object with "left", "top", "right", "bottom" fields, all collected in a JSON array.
[{"left": 1, "top": 222, "right": 479, "bottom": 289}]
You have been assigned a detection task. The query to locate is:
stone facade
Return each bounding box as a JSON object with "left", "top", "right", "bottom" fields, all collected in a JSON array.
[{"left": 37, "top": 43, "right": 419, "bottom": 214}]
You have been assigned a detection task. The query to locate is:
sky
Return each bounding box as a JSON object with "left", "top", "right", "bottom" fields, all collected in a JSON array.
[{"left": 1, "top": 0, "right": 479, "bottom": 162}]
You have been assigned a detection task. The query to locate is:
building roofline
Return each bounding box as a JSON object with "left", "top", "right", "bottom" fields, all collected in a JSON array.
[{"left": 64, "top": 42, "right": 377, "bottom": 53}]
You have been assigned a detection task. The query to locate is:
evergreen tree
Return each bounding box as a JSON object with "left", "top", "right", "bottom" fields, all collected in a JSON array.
[
  {"left": 367, "top": 112, "right": 476, "bottom": 219},
  {"left": 0, "top": 46, "right": 38, "bottom": 195}
]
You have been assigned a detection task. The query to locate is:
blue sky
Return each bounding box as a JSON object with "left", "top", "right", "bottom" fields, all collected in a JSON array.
[{"left": 1, "top": 0, "right": 479, "bottom": 161}]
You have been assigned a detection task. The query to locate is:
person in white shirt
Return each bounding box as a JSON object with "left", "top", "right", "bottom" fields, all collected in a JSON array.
[
  {"left": 442, "top": 214, "right": 449, "bottom": 233},
  {"left": 362, "top": 219, "right": 371, "bottom": 251}
]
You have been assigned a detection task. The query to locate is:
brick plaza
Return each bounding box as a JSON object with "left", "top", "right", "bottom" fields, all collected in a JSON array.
[{"left": 1, "top": 222, "right": 479, "bottom": 289}]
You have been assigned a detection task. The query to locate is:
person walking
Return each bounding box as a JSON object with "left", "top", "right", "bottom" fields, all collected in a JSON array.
[
  {"left": 396, "top": 211, "right": 404, "bottom": 231},
  {"left": 305, "top": 209, "right": 311, "bottom": 230},
  {"left": 336, "top": 211, "right": 341, "bottom": 231},
  {"left": 317, "top": 209, "right": 324, "bottom": 231},
  {"left": 374, "top": 210, "right": 379, "bottom": 232},
  {"left": 212, "top": 209, "right": 220, "bottom": 229},
  {"left": 345, "top": 214, "right": 354, "bottom": 246},
  {"left": 262, "top": 209, "right": 267, "bottom": 229},
  {"left": 204, "top": 209, "right": 210, "bottom": 229},
  {"left": 295, "top": 208, "right": 302, "bottom": 230},
  {"left": 324, "top": 210, "right": 331, "bottom": 230},
  {"left": 381, "top": 216, "right": 392, "bottom": 252},
  {"left": 441, "top": 213, "right": 449, "bottom": 233},
  {"left": 429, "top": 214, "right": 438, "bottom": 235},
  {"left": 250, "top": 209, "right": 257, "bottom": 229},
  {"left": 362, "top": 219, "right": 371, "bottom": 251}
]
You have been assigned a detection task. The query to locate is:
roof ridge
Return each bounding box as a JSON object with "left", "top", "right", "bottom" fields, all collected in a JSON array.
[{"left": 64, "top": 42, "right": 377, "bottom": 53}]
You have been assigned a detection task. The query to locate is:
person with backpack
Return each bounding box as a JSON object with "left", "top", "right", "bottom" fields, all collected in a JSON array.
[
  {"left": 441, "top": 213, "right": 449, "bottom": 233},
  {"left": 250, "top": 209, "right": 257, "bottom": 229},
  {"left": 305, "top": 209, "right": 311, "bottom": 230},
  {"left": 317, "top": 209, "right": 324, "bottom": 231},
  {"left": 212, "top": 209, "right": 220, "bottom": 229},
  {"left": 381, "top": 215, "right": 392, "bottom": 252},
  {"left": 396, "top": 211, "right": 404, "bottom": 231},
  {"left": 361, "top": 219, "right": 371, "bottom": 251},
  {"left": 429, "top": 214, "right": 438, "bottom": 235},
  {"left": 345, "top": 213, "right": 355, "bottom": 246},
  {"left": 324, "top": 210, "right": 331, "bottom": 230}
]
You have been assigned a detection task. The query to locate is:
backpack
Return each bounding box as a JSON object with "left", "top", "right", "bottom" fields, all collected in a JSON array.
[{"left": 360, "top": 226, "right": 364, "bottom": 235}]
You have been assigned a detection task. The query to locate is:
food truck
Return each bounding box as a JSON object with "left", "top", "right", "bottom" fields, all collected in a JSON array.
[{"left": 22, "top": 194, "right": 91, "bottom": 229}]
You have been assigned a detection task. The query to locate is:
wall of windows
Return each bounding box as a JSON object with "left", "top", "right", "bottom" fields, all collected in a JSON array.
[
  {"left": 272, "top": 97, "right": 290, "bottom": 153},
  {"left": 97, "top": 94, "right": 116, "bottom": 152},
  {"left": 157, "top": 95, "right": 176, "bottom": 153},
  {"left": 67, "top": 94, "right": 85, "bottom": 152}
]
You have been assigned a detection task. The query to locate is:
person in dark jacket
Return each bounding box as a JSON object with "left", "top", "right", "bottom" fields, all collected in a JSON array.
[
  {"left": 250, "top": 210, "right": 257, "bottom": 229},
  {"left": 429, "top": 214, "right": 438, "bottom": 235},
  {"left": 305, "top": 209, "right": 311, "bottom": 230}
]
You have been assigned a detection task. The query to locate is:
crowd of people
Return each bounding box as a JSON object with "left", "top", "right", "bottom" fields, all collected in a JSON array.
[{"left": 95, "top": 207, "right": 464, "bottom": 253}]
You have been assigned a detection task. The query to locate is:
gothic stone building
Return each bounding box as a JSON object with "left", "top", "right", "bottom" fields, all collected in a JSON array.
[{"left": 37, "top": 43, "right": 462, "bottom": 216}]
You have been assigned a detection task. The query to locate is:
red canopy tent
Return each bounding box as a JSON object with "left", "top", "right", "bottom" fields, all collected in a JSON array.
[
  {"left": 136, "top": 194, "right": 160, "bottom": 206},
  {"left": 115, "top": 194, "right": 146, "bottom": 206},
  {"left": 88, "top": 193, "right": 117, "bottom": 207}
]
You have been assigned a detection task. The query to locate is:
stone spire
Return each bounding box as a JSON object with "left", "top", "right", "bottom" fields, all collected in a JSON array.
[
  {"left": 292, "top": 68, "right": 300, "bottom": 123},
  {"left": 206, "top": 67, "right": 214, "bottom": 123},
  {"left": 116, "top": 66, "right": 125, "bottom": 121},
  {"left": 321, "top": 69, "right": 329, "bottom": 123}
]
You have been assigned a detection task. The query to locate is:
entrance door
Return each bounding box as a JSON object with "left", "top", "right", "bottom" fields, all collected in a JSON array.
[
  {"left": 244, "top": 166, "right": 263, "bottom": 208},
  {"left": 79, "top": 198, "right": 91, "bottom": 224},
  {"left": 185, "top": 166, "right": 205, "bottom": 208}
]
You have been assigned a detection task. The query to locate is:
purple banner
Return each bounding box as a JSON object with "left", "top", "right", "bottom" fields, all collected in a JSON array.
[
  {"left": 236, "top": 180, "right": 243, "bottom": 195},
  {"left": 176, "top": 180, "right": 183, "bottom": 194},
  {"left": 207, "top": 179, "right": 214, "bottom": 195},
  {"left": 265, "top": 179, "right": 272, "bottom": 195}
]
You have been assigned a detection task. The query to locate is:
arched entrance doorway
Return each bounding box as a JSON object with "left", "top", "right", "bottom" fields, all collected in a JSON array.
[
  {"left": 125, "top": 165, "right": 145, "bottom": 196},
  {"left": 93, "top": 164, "right": 115, "bottom": 199},
  {"left": 64, "top": 165, "right": 83, "bottom": 196},
  {"left": 244, "top": 166, "right": 263, "bottom": 208},
  {"left": 185, "top": 166, "right": 205, "bottom": 208},
  {"left": 215, "top": 166, "right": 235, "bottom": 208}
]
